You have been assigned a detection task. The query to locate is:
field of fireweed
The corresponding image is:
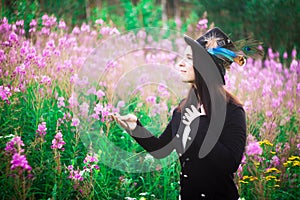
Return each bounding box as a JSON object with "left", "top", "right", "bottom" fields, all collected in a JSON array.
[{"left": 0, "top": 15, "right": 299, "bottom": 200}]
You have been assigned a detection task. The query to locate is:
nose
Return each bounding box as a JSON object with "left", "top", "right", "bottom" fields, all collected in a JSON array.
[
  {"left": 179, "top": 61, "right": 185, "bottom": 67},
  {"left": 177, "top": 59, "right": 186, "bottom": 68}
]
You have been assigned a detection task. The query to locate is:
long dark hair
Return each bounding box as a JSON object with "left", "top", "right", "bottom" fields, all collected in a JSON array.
[{"left": 178, "top": 67, "right": 242, "bottom": 118}]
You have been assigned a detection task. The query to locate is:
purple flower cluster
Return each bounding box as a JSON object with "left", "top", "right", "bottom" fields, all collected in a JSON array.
[
  {"left": 68, "top": 93, "right": 79, "bottom": 108},
  {"left": 71, "top": 117, "right": 80, "bottom": 127},
  {"left": 67, "top": 154, "right": 99, "bottom": 182},
  {"left": 99, "top": 26, "right": 120, "bottom": 36},
  {"left": 246, "top": 141, "right": 263, "bottom": 156},
  {"left": 92, "top": 103, "right": 116, "bottom": 122},
  {"left": 11, "top": 153, "right": 32, "bottom": 171},
  {"left": 5, "top": 136, "right": 24, "bottom": 154},
  {"left": 197, "top": 18, "right": 208, "bottom": 30},
  {"left": 4, "top": 136, "right": 32, "bottom": 173},
  {"left": 0, "top": 49, "right": 6, "bottom": 62},
  {"left": 67, "top": 165, "right": 84, "bottom": 181},
  {"left": 39, "top": 75, "right": 52, "bottom": 86},
  {"left": 36, "top": 122, "right": 47, "bottom": 136},
  {"left": 42, "top": 14, "right": 57, "bottom": 28},
  {"left": 0, "top": 17, "right": 10, "bottom": 34},
  {"left": 79, "top": 102, "right": 89, "bottom": 118},
  {"left": 57, "top": 97, "right": 65, "bottom": 108},
  {"left": 157, "top": 84, "right": 170, "bottom": 98},
  {"left": 51, "top": 131, "right": 66, "bottom": 150},
  {"left": 29, "top": 19, "right": 37, "bottom": 33},
  {"left": 0, "top": 85, "right": 12, "bottom": 102},
  {"left": 146, "top": 95, "right": 156, "bottom": 104},
  {"left": 84, "top": 154, "right": 98, "bottom": 164},
  {"left": 83, "top": 154, "right": 100, "bottom": 172}
]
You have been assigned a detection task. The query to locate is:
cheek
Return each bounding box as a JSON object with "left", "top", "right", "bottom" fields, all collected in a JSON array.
[{"left": 187, "top": 65, "right": 195, "bottom": 75}]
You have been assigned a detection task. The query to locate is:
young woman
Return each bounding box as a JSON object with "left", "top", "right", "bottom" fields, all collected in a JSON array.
[{"left": 113, "top": 27, "right": 263, "bottom": 200}]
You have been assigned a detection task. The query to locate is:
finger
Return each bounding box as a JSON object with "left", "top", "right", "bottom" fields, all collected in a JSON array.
[
  {"left": 184, "top": 113, "right": 192, "bottom": 122},
  {"left": 113, "top": 113, "right": 121, "bottom": 119},
  {"left": 185, "top": 107, "right": 193, "bottom": 116},
  {"left": 191, "top": 105, "right": 198, "bottom": 113},
  {"left": 120, "top": 121, "right": 128, "bottom": 129},
  {"left": 115, "top": 116, "right": 124, "bottom": 125},
  {"left": 119, "top": 114, "right": 136, "bottom": 122},
  {"left": 114, "top": 116, "right": 122, "bottom": 124},
  {"left": 182, "top": 120, "right": 189, "bottom": 126},
  {"left": 116, "top": 118, "right": 128, "bottom": 129}
]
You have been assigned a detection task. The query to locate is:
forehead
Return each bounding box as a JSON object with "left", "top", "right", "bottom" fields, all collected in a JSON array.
[{"left": 183, "top": 46, "right": 192, "bottom": 55}]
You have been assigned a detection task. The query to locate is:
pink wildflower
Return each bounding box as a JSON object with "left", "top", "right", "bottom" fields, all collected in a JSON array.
[
  {"left": 197, "top": 18, "right": 208, "bottom": 30},
  {"left": 95, "top": 19, "right": 104, "bottom": 25},
  {"left": 51, "top": 131, "right": 66, "bottom": 150},
  {"left": 57, "top": 97, "right": 65, "bottom": 108},
  {"left": 68, "top": 93, "right": 78, "bottom": 108},
  {"left": 72, "top": 26, "right": 80, "bottom": 35},
  {"left": 5, "top": 136, "right": 32, "bottom": 173},
  {"left": 58, "top": 20, "right": 66, "bottom": 29},
  {"left": 283, "top": 52, "right": 288, "bottom": 59},
  {"left": 8, "top": 32, "right": 18, "bottom": 44},
  {"left": 291, "top": 48, "right": 297, "bottom": 58},
  {"left": 0, "top": 86, "right": 12, "bottom": 101},
  {"left": 36, "top": 122, "right": 47, "bottom": 136},
  {"left": 84, "top": 154, "right": 98, "bottom": 164},
  {"left": 71, "top": 117, "right": 80, "bottom": 127},
  {"left": 5, "top": 136, "right": 25, "bottom": 154},
  {"left": 40, "top": 75, "right": 52, "bottom": 86},
  {"left": 117, "top": 101, "right": 125, "bottom": 108},
  {"left": 146, "top": 96, "right": 156, "bottom": 104},
  {"left": 95, "top": 89, "right": 105, "bottom": 99},
  {"left": 79, "top": 102, "right": 89, "bottom": 117},
  {"left": 67, "top": 166, "right": 84, "bottom": 181},
  {"left": 271, "top": 155, "right": 280, "bottom": 167},
  {"left": 29, "top": 19, "right": 37, "bottom": 27},
  {"left": 0, "top": 49, "right": 5, "bottom": 62},
  {"left": 11, "top": 153, "right": 32, "bottom": 171},
  {"left": 246, "top": 141, "right": 262, "bottom": 156}
]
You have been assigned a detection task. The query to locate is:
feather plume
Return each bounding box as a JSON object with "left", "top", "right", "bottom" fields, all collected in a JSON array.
[
  {"left": 233, "top": 38, "right": 264, "bottom": 59},
  {"left": 207, "top": 47, "right": 235, "bottom": 62},
  {"left": 208, "top": 47, "right": 246, "bottom": 67}
]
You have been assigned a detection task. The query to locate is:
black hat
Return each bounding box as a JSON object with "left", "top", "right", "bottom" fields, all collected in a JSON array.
[{"left": 184, "top": 27, "right": 263, "bottom": 85}]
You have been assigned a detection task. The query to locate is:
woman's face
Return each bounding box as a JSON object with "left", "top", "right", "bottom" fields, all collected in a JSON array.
[{"left": 177, "top": 46, "right": 195, "bottom": 83}]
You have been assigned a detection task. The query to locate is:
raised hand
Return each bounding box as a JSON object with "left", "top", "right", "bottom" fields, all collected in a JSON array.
[
  {"left": 182, "top": 105, "right": 205, "bottom": 126},
  {"left": 112, "top": 113, "right": 138, "bottom": 131}
]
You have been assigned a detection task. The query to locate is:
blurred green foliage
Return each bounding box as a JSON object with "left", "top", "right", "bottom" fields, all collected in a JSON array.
[{"left": 1, "top": 0, "right": 299, "bottom": 57}]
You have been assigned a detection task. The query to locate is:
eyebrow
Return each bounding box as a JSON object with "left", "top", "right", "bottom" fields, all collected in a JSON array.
[{"left": 186, "top": 53, "right": 192, "bottom": 57}]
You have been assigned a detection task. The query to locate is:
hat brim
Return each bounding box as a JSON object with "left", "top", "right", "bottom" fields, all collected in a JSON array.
[{"left": 183, "top": 35, "right": 225, "bottom": 85}]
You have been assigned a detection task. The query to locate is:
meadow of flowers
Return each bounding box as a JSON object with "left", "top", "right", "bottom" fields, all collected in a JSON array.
[{"left": 0, "top": 14, "right": 299, "bottom": 200}]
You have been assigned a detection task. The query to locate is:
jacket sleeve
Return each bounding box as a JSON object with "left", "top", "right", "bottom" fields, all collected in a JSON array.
[
  {"left": 126, "top": 109, "right": 177, "bottom": 159},
  {"left": 206, "top": 106, "right": 246, "bottom": 174}
]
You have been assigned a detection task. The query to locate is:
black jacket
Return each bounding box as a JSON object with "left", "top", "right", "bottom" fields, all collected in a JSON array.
[{"left": 128, "top": 102, "right": 246, "bottom": 200}]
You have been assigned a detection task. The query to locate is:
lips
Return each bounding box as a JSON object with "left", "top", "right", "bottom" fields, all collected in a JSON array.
[{"left": 180, "top": 70, "right": 187, "bottom": 73}]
